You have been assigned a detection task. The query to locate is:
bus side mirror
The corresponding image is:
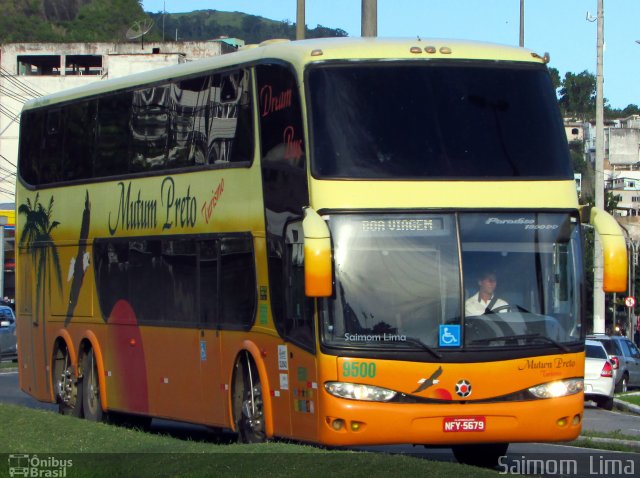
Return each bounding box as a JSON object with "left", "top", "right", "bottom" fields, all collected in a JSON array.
[
  {"left": 590, "top": 207, "right": 628, "bottom": 292},
  {"left": 302, "top": 207, "right": 333, "bottom": 297}
]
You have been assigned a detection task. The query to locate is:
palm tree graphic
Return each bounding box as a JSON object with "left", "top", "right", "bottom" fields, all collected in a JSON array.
[{"left": 18, "top": 193, "right": 63, "bottom": 321}]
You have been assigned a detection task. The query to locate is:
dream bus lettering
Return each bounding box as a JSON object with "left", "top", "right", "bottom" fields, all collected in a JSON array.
[
  {"left": 283, "top": 125, "right": 303, "bottom": 163},
  {"left": 108, "top": 182, "right": 157, "bottom": 235},
  {"left": 260, "top": 85, "right": 292, "bottom": 118}
]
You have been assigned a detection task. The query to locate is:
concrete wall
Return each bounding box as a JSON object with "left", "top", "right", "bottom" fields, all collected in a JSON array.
[
  {"left": 609, "top": 128, "right": 640, "bottom": 166},
  {"left": 0, "top": 40, "right": 230, "bottom": 204}
]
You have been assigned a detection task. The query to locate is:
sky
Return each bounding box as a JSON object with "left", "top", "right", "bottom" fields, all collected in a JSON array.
[{"left": 141, "top": 1, "right": 640, "bottom": 109}]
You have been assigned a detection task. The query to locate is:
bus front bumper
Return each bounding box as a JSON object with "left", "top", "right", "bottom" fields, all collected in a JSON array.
[{"left": 318, "top": 393, "right": 584, "bottom": 446}]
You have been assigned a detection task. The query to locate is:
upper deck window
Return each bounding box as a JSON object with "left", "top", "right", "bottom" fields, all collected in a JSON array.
[
  {"left": 19, "top": 68, "right": 254, "bottom": 187},
  {"left": 307, "top": 62, "right": 572, "bottom": 180}
]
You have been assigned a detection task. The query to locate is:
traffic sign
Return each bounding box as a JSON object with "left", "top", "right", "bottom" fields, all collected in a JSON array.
[{"left": 625, "top": 296, "right": 636, "bottom": 308}]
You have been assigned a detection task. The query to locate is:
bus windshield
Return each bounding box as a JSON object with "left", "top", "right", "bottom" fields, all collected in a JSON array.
[
  {"left": 320, "top": 212, "right": 583, "bottom": 352},
  {"left": 307, "top": 62, "right": 571, "bottom": 179}
]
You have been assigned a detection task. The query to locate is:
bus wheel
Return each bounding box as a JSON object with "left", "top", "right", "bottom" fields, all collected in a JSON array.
[
  {"left": 232, "top": 352, "right": 266, "bottom": 443},
  {"left": 451, "top": 443, "right": 509, "bottom": 468},
  {"left": 53, "top": 344, "right": 82, "bottom": 417},
  {"left": 81, "top": 348, "right": 104, "bottom": 422}
]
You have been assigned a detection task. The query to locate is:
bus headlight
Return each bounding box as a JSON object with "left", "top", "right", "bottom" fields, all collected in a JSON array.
[
  {"left": 324, "top": 382, "right": 397, "bottom": 402},
  {"left": 528, "top": 378, "right": 584, "bottom": 398}
]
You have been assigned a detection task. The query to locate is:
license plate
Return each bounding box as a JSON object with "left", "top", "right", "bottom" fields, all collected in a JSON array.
[{"left": 443, "top": 416, "right": 486, "bottom": 432}]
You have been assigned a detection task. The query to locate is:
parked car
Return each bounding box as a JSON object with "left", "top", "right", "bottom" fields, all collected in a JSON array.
[
  {"left": 0, "top": 305, "right": 16, "bottom": 362},
  {"left": 587, "top": 334, "right": 640, "bottom": 392},
  {"left": 584, "top": 339, "right": 615, "bottom": 410}
]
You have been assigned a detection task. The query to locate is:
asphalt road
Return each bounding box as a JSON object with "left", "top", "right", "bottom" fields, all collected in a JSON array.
[{"left": 1, "top": 368, "right": 639, "bottom": 476}]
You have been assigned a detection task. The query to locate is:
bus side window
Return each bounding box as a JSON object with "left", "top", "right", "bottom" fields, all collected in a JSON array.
[
  {"left": 40, "top": 109, "right": 63, "bottom": 184},
  {"left": 130, "top": 85, "right": 169, "bottom": 173},
  {"left": 95, "top": 92, "right": 132, "bottom": 178},
  {"left": 228, "top": 69, "right": 254, "bottom": 163},
  {"left": 207, "top": 69, "right": 254, "bottom": 164},
  {"left": 18, "top": 110, "right": 46, "bottom": 185},
  {"left": 63, "top": 100, "right": 96, "bottom": 181},
  {"left": 168, "top": 76, "right": 210, "bottom": 168},
  {"left": 198, "top": 239, "right": 218, "bottom": 325},
  {"left": 218, "top": 235, "right": 256, "bottom": 329},
  {"left": 284, "top": 222, "right": 315, "bottom": 351}
]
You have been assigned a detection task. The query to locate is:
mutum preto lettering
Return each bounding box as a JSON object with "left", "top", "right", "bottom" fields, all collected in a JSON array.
[{"left": 108, "top": 182, "right": 157, "bottom": 235}]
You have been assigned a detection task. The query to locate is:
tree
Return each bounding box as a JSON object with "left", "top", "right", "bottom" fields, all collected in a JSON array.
[
  {"left": 548, "top": 67, "right": 561, "bottom": 94},
  {"left": 559, "top": 70, "right": 596, "bottom": 120},
  {"left": 18, "top": 193, "right": 63, "bottom": 322}
]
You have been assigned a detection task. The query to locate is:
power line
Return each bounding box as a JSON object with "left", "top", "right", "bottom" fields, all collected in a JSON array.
[
  {"left": 0, "top": 154, "right": 17, "bottom": 169},
  {"left": 0, "top": 105, "right": 20, "bottom": 124},
  {"left": 0, "top": 167, "right": 16, "bottom": 177},
  {"left": 0, "top": 86, "right": 31, "bottom": 103},
  {"left": 0, "top": 67, "right": 44, "bottom": 98}
]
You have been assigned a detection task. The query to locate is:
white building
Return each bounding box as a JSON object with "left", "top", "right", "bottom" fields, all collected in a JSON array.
[{"left": 0, "top": 40, "right": 237, "bottom": 204}]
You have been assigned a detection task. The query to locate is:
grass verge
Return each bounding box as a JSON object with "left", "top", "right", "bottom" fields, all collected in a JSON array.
[
  {"left": 0, "top": 404, "right": 496, "bottom": 478},
  {"left": 616, "top": 394, "right": 640, "bottom": 407}
]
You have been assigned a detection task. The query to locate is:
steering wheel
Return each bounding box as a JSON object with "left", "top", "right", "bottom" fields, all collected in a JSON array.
[{"left": 487, "top": 304, "right": 530, "bottom": 314}]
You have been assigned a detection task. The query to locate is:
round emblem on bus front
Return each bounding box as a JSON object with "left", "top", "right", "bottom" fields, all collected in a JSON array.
[{"left": 455, "top": 379, "right": 472, "bottom": 397}]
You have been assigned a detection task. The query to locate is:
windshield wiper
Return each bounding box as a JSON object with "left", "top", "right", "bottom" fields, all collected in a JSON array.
[
  {"left": 471, "top": 333, "right": 569, "bottom": 352},
  {"left": 402, "top": 337, "right": 442, "bottom": 359}
]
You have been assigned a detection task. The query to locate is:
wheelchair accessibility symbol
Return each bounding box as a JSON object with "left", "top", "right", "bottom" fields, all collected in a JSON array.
[{"left": 439, "top": 325, "right": 460, "bottom": 347}]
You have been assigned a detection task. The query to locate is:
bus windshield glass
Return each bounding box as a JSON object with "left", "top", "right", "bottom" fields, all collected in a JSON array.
[
  {"left": 307, "top": 62, "right": 571, "bottom": 179},
  {"left": 320, "top": 212, "right": 583, "bottom": 352}
]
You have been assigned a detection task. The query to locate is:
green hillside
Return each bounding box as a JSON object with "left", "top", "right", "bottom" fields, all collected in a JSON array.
[
  {"left": 146, "top": 9, "right": 348, "bottom": 43},
  {"left": 0, "top": 0, "right": 347, "bottom": 43}
]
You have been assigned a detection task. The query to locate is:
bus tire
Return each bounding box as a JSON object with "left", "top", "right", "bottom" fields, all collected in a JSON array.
[
  {"left": 232, "top": 351, "right": 266, "bottom": 443},
  {"left": 52, "top": 343, "right": 83, "bottom": 417},
  {"left": 81, "top": 348, "right": 104, "bottom": 422},
  {"left": 451, "top": 442, "right": 509, "bottom": 468}
]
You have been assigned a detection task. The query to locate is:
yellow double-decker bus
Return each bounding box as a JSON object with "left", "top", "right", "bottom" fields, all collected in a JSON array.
[{"left": 16, "top": 37, "right": 627, "bottom": 466}]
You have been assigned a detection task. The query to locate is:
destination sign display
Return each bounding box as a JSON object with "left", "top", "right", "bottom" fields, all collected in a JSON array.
[{"left": 359, "top": 217, "right": 446, "bottom": 235}]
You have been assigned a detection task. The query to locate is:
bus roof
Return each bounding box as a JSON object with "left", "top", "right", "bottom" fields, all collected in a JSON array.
[{"left": 22, "top": 37, "right": 546, "bottom": 111}]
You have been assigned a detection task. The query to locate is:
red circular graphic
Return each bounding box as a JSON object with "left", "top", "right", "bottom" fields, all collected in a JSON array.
[{"left": 455, "top": 379, "right": 472, "bottom": 397}]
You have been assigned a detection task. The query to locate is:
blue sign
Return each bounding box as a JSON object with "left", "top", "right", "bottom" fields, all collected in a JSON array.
[
  {"left": 200, "top": 340, "right": 207, "bottom": 361},
  {"left": 439, "top": 325, "right": 461, "bottom": 347}
]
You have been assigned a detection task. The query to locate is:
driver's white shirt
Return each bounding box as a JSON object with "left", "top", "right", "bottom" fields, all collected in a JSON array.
[{"left": 464, "top": 293, "right": 508, "bottom": 316}]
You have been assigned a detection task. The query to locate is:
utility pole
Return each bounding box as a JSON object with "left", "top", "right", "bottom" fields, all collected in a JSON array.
[
  {"left": 361, "top": 0, "right": 377, "bottom": 37},
  {"left": 519, "top": 0, "right": 525, "bottom": 47},
  {"left": 593, "top": 0, "right": 606, "bottom": 333},
  {"left": 296, "top": 0, "right": 305, "bottom": 40}
]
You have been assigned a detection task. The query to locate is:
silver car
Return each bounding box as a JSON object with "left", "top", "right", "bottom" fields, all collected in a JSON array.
[
  {"left": 584, "top": 339, "right": 615, "bottom": 410},
  {"left": 0, "top": 305, "right": 16, "bottom": 362},
  {"left": 588, "top": 334, "right": 640, "bottom": 392}
]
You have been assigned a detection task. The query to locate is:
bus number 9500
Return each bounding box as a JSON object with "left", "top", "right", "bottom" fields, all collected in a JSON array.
[{"left": 342, "top": 361, "right": 377, "bottom": 378}]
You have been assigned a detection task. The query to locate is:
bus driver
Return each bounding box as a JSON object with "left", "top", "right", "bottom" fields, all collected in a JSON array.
[{"left": 465, "top": 271, "right": 508, "bottom": 316}]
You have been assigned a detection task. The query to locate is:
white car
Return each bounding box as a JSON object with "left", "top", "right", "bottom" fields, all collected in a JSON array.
[{"left": 584, "top": 339, "right": 615, "bottom": 410}]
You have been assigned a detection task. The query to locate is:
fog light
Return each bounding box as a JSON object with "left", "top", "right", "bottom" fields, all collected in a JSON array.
[
  {"left": 350, "top": 421, "right": 362, "bottom": 431},
  {"left": 332, "top": 419, "right": 345, "bottom": 430},
  {"left": 572, "top": 414, "right": 581, "bottom": 425},
  {"left": 556, "top": 417, "right": 568, "bottom": 427}
]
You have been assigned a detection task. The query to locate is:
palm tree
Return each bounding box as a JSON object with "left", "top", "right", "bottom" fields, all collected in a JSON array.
[{"left": 18, "top": 192, "right": 63, "bottom": 321}]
